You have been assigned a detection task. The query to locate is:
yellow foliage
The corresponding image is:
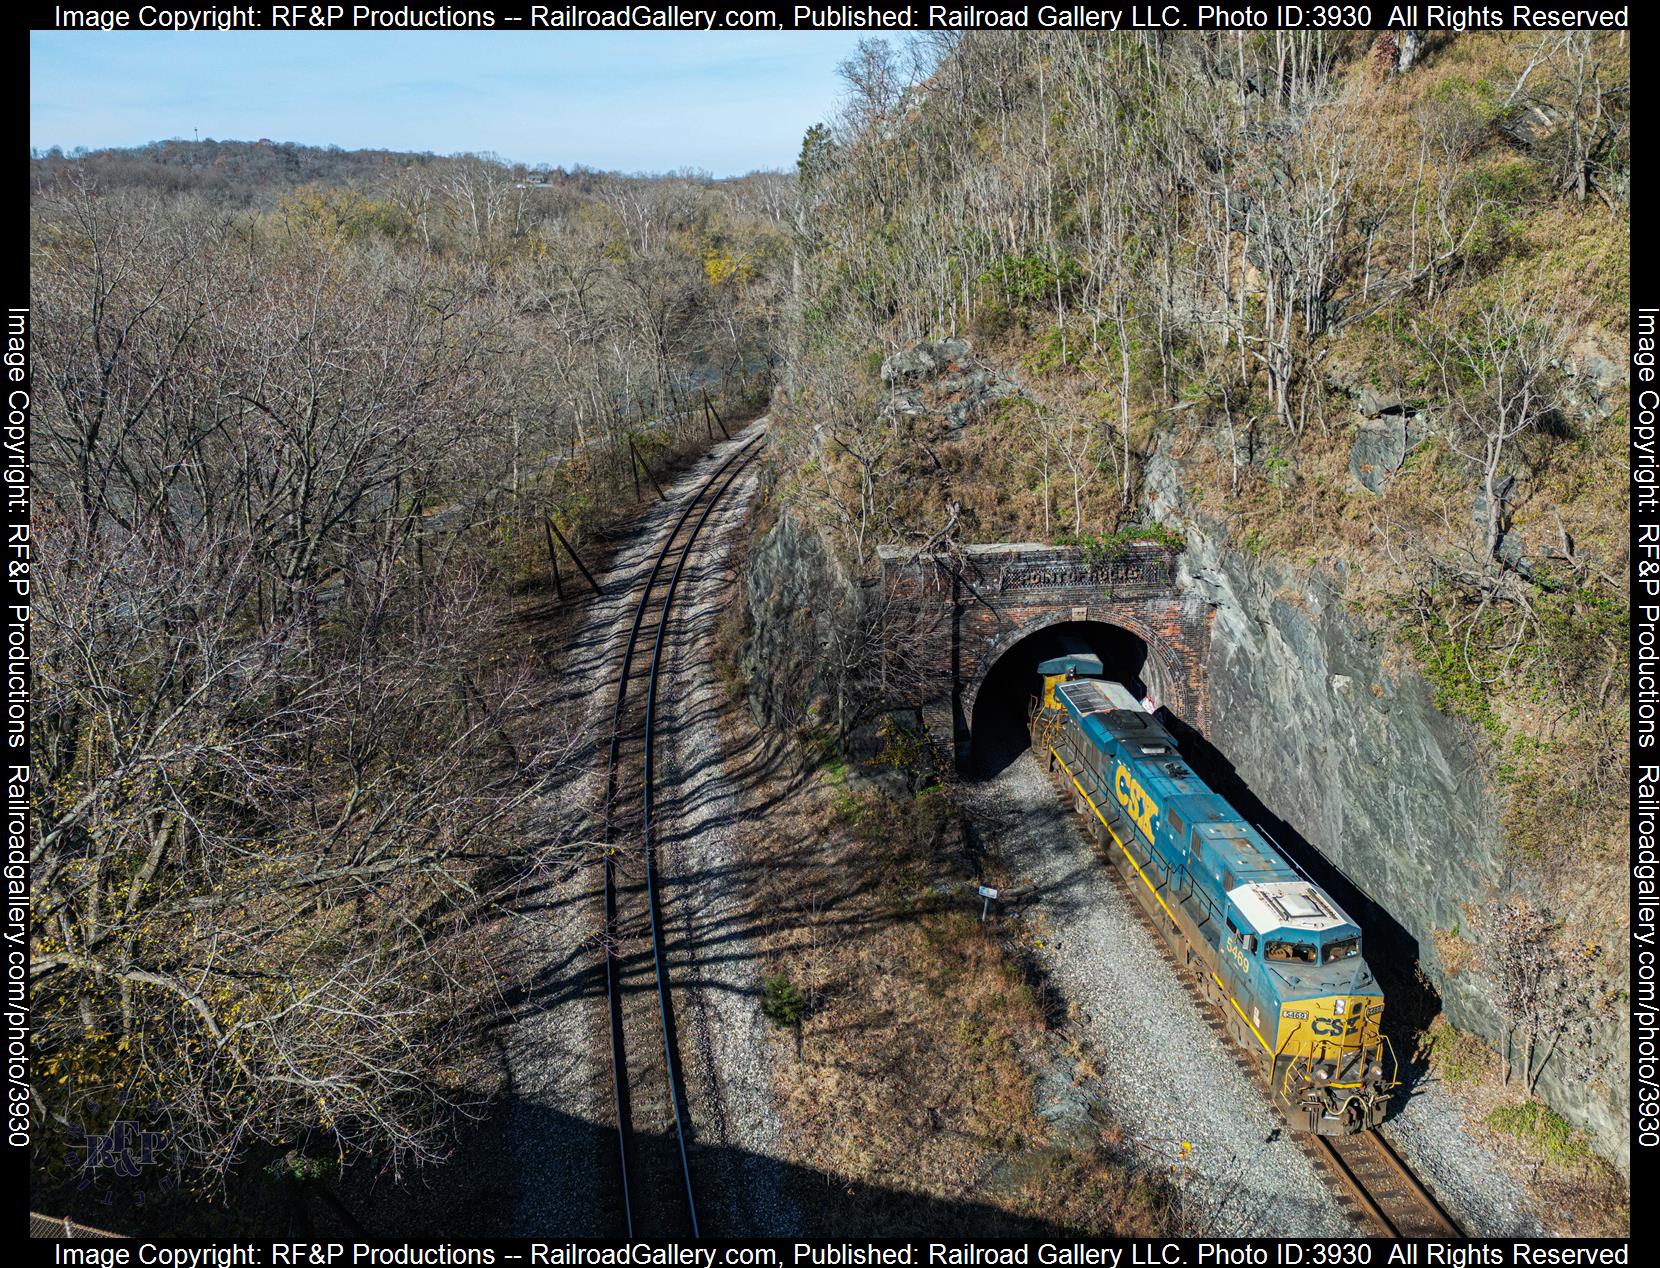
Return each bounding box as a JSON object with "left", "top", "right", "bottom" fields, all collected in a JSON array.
[{"left": 702, "top": 244, "right": 749, "bottom": 287}]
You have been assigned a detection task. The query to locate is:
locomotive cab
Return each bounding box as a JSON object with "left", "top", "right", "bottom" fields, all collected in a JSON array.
[
  {"left": 1037, "top": 647, "right": 1105, "bottom": 712},
  {"left": 1230, "top": 883, "right": 1396, "bottom": 1133}
]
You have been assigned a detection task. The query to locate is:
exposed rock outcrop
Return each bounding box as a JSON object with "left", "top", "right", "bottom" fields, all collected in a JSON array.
[
  {"left": 1144, "top": 440, "right": 1628, "bottom": 1169},
  {"left": 1349, "top": 418, "right": 1416, "bottom": 493},
  {"left": 882, "top": 336, "right": 1017, "bottom": 437},
  {"left": 741, "top": 499, "right": 864, "bottom": 737}
]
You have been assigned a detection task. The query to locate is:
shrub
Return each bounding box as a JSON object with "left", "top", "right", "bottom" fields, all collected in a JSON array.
[
  {"left": 1053, "top": 524, "right": 1186, "bottom": 563},
  {"left": 761, "top": 973, "right": 809, "bottom": 1029},
  {"left": 1422, "top": 1018, "right": 1494, "bottom": 1087}
]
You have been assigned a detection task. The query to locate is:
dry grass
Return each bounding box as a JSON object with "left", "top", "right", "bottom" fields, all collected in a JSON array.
[
  {"left": 1420, "top": 1019, "right": 1628, "bottom": 1236},
  {"left": 757, "top": 771, "right": 1186, "bottom": 1234},
  {"left": 706, "top": 615, "right": 1185, "bottom": 1235}
]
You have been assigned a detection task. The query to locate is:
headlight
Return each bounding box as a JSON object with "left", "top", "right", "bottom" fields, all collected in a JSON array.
[
  {"left": 1313, "top": 1065, "right": 1332, "bottom": 1084},
  {"left": 1367, "top": 1062, "right": 1386, "bottom": 1083}
]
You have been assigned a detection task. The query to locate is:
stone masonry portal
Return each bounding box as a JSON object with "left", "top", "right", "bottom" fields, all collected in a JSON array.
[{"left": 876, "top": 541, "right": 1213, "bottom": 766}]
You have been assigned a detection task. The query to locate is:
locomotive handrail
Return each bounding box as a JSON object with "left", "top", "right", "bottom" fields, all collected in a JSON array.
[
  {"left": 1252, "top": 822, "right": 1323, "bottom": 891},
  {"left": 1256, "top": 821, "right": 1374, "bottom": 931}
]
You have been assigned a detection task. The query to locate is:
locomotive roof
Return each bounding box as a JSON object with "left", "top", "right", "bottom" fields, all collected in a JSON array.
[
  {"left": 1057, "top": 677, "right": 1143, "bottom": 713},
  {"left": 1229, "top": 880, "right": 1357, "bottom": 937},
  {"left": 1038, "top": 651, "right": 1105, "bottom": 678},
  {"left": 1055, "top": 679, "right": 1181, "bottom": 753}
]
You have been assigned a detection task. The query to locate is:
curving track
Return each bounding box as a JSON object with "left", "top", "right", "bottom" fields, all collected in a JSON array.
[
  {"left": 600, "top": 430, "right": 764, "bottom": 1239},
  {"left": 1035, "top": 742, "right": 1465, "bottom": 1239}
]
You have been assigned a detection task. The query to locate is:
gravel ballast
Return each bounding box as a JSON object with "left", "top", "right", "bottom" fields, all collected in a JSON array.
[
  {"left": 649, "top": 455, "right": 799, "bottom": 1235},
  {"left": 961, "top": 752, "right": 1352, "bottom": 1237},
  {"left": 497, "top": 427, "right": 771, "bottom": 1235},
  {"left": 1378, "top": 1073, "right": 1547, "bottom": 1235}
]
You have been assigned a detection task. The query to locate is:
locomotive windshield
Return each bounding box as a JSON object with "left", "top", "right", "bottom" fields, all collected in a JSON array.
[
  {"left": 1264, "top": 940, "right": 1316, "bottom": 963},
  {"left": 1323, "top": 937, "right": 1361, "bottom": 963}
]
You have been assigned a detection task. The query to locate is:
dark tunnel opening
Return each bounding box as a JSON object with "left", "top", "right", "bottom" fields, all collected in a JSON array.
[
  {"left": 968, "top": 620, "right": 1154, "bottom": 779},
  {"left": 966, "top": 621, "right": 1444, "bottom": 1087}
]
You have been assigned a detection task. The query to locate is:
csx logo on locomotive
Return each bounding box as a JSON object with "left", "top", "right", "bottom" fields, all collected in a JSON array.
[
  {"left": 1113, "top": 762, "right": 1159, "bottom": 840},
  {"left": 1039, "top": 669, "right": 1396, "bottom": 1134},
  {"left": 1312, "top": 1014, "right": 1366, "bottom": 1038}
]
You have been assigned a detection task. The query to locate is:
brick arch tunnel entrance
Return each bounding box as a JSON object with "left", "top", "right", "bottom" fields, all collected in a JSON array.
[
  {"left": 875, "top": 541, "right": 1209, "bottom": 775},
  {"left": 968, "top": 618, "right": 1174, "bottom": 778}
]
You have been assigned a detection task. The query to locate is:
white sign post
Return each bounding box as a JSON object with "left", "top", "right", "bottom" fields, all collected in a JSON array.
[{"left": 977, "top": 885, "right": 999, "bottom": 922}]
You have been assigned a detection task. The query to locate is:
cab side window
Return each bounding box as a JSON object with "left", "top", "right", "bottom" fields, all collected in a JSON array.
[{"left": 1224, "top": 915, "right": 1257, "bottom": 955}]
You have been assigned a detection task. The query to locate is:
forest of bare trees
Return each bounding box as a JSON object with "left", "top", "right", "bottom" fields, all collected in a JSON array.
[
  {"left": 26, "top": 26, "right": 1632, "bottom": 1220},
  {"left": 28, "top": 148, "right": 790, "bottom": 1195},
  {"left": 786, "top": 30, "right": 1627, "bottom": 546}
]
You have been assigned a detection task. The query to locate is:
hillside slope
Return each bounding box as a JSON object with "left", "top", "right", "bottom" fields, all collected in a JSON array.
[{"left": 755, "top": 29, "right": 1630, "bottom": 1179}]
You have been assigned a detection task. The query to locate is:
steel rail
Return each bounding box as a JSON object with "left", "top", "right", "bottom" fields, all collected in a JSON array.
[
  {"left": 1312, "top": 1127, "right": 1464, "bottom": 1238},
  {"left": 1034, "top": 735, "right": 1465, "bottom": 1240},
  {"left": 600, "top": 430, "right": 763, "bottom": 1237},
  {"left": 640, "top": 446, "right": 760, "bottom": 1237}
]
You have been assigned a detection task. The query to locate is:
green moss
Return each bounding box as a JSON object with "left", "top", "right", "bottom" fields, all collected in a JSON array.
[
  {"left": 1388, "top": 591, "right": 1507, "bottom": 737},
  {"left": 1053, "top": 524, "right": 1185, "bottom": 562},
  {"left": 978, "top": 251, "right": 1084, "bottom": 312},
  {"left": 1468, "top": 157, "right": 1545, "bottom": 209},
  {"left": 1486, "top": 1099, "right": 1590, "bottom": 1166}
]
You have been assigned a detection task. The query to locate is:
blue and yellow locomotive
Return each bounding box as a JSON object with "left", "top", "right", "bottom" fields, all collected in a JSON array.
[{"left": 1032, "top": 652, "right": 1396, "bottom": 1134}]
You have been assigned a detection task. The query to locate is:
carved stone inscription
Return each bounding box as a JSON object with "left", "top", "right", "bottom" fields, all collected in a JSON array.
[{"left": 994, "top": 556, "right": 1173, "bottom": 595}]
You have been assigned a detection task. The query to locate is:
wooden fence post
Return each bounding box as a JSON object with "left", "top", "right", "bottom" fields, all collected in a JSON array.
[
  {"left": 547, "top": 516, "right": 602, "bottom": 595},
  {"left": 542, "top": 515, "right": 564, "bottom": 599},
  {"left": 704, "top": 389, "right": 730, "bottom": 439},
  {"left": 629, "top": 438, "right": 667, "bottom": 502}
]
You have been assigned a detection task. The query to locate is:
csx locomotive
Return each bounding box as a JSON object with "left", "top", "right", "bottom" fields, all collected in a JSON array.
[{"left": 1032, "top": 651, "right": 1397, "bottom": 1134}]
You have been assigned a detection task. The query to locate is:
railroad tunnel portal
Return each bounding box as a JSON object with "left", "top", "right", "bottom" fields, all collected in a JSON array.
[
  {"left": 875, "top": 541, "right": 1212, "bottom": 775},
  {"left": 971, "top": 619, "right": 1169, "bottom": 776}
]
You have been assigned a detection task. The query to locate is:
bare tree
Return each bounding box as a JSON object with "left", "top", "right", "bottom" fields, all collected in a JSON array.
[
  {"left": 1464, "top": 897, "right": 1598, "bottom": 1095},
  {"left": 1416, "top": 290, "right": 1563, "bottom": 563}
]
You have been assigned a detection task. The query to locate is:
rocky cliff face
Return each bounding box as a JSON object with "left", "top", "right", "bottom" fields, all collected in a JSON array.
[
  {"left": 1144, "top": 441, "right": 1628, "bottom": 1169},
  {"left": 741, "top": 497, "right": 864, "bottom": 739}
]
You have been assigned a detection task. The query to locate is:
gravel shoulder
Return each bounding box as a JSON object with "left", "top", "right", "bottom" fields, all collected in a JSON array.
[
  {"left": 962, "top": 751, "right": 1351, "bottom": 1238},
  {"left": 1378, "top": 1068, "right": 1547, "bottom": 1235},
  {"left": 449, "top": 427, "right": 770, "bottom": 1236},
  {"left": 650, "top": 455, "right": 799, "bottom": 1235}
]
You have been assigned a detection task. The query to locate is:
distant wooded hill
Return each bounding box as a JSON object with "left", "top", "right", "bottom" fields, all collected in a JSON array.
[{"left": 29, "top": 136, "right": 744, "bottom": 205}]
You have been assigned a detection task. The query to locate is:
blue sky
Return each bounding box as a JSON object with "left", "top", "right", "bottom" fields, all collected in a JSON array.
[{"left": 30, "top": 31, "right": 878, "bottom": 174}]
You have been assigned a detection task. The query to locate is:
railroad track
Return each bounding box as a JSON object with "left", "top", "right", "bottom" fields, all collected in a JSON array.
[
  {"left": 600, "top": 429, "right": 763, "bottom": 1239},
  {"left": 1311, "top": 1129, "right": 1462, "bottom": 1237},
  {"left": 1033, "top": 745, "right": 1464, "bottom": 1239}
]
